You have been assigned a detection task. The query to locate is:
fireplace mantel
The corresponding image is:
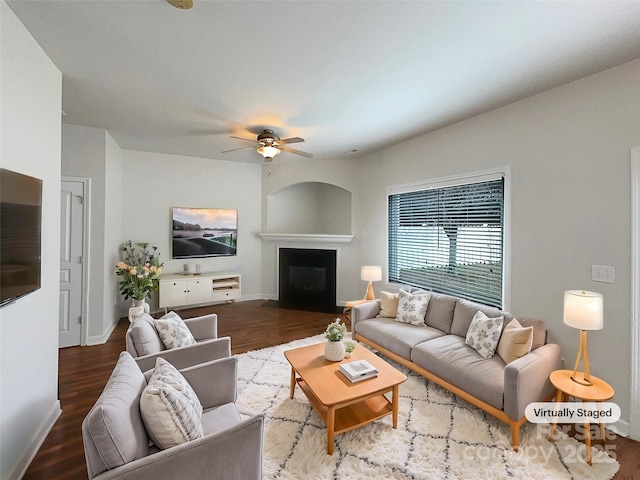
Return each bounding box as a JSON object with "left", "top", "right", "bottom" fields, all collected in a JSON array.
[{"left": 259, "top": 233, "right": 354, "bottom": 243}]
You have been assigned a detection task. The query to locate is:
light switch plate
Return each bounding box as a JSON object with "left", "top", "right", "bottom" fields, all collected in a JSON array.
[{"left": 592, "top": 265, "right": 615, "bottom": 284}]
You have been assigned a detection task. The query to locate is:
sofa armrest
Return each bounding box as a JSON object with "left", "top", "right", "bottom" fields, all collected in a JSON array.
[
  {"left": 351, "top": 300, "right": 381, "bottom": 332},
  {"left": 180, "top": 356, "right": 237, "bottom": 408},
  {"left": 184, "top": 313, "right": 218, "bottom": 341},
  {"left": 503, "top": 343, "right": 562, "bottom": 421},
  {"left": 133, "top": 337, "right": 231, "bottom": 372},
  {"left": 92, "top": 414, "right": 264, "bottom": 480}
]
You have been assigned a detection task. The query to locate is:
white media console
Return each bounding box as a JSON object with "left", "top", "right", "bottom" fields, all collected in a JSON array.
[{"left": 159, "top": 271, "right": 241, "bottom": 313}]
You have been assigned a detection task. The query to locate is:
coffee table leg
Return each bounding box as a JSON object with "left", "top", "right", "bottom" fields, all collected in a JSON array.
[
  {"left": 290, "top": 367, "right": 296, "bottom": 399},
  {"left": 392, "top": 385, "right": 399, "bottom": 428},
  {"left": 327, "top": 406, "right": 335, "bottom": 455}
]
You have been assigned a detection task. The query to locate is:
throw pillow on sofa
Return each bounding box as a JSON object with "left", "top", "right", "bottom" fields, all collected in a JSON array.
[
  {"left": 140, "top": 357, "right": 203, "bottom": 449},
  {"left": 497, "top": 318, "right": 534, "bottom": 364},
  {"left": 379, "top": 291, "right": 399, "bottom": 317},
  {"left": 395, "top": 290, "right": 430, "bottom": 326},
  {"left": 154, "top": 311, "right": 196, "bottom": 349},
  {"left": 465, "top": 310, "right": 504, "bottom": 358}
]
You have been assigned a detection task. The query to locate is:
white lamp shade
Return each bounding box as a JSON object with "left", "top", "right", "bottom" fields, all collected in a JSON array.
[
  {"left": 563, "top": 290, "right": 603, "bottom": 330},
  {"left": 361, "top": 265, "right": 382, "bottom": 282}
]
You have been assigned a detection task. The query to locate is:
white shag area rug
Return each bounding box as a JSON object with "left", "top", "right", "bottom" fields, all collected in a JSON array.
[{"left": 234, "top": 335, "right": 619, "bottom": 480}]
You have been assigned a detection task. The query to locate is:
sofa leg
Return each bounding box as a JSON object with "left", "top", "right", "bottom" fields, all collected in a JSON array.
[{"left": 510, "top": 421, "right": 520, "bottom": 451}]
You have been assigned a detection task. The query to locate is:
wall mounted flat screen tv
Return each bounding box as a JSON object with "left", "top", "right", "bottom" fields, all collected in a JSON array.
[
  {"left": 172, "top": 207, "right": 237, "bottom": 259},
  {"left": 0, "top": 168, "right": 43, "bottom": 307}
]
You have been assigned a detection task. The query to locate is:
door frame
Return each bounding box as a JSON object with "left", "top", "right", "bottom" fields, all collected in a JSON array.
[
  {"left": 61, "top": 176, "right": 91, "bottom": 347},
  {"left": 630, "top": 146, "right": 640, "bottom": 440}
]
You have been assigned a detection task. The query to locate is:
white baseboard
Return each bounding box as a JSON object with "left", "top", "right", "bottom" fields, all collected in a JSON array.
[
  {"left": 87, "top": 317, "right": 119, "bottom": 346},
  {"left": 608, "top": 418, "right": 630, "bottom": 437},
  {"left": 7, "top": 400, "right": 61, "bottom": 480}
]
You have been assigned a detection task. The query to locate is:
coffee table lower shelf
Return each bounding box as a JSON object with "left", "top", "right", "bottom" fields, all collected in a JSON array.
[{"left": 297, "top": 378, "right": 395, "bottom": 453}]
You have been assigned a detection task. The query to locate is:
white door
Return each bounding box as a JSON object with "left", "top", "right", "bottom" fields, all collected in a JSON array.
[{"left": 59, "top": 180, "right": 86, "bottom": 348}]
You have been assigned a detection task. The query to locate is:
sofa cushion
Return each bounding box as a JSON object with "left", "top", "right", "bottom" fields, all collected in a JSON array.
[
  {"left": 451, "top": 298, "right": 514, "bottom": 338},
  {"left": 410, "top": 335, "right": 505, "bottom": 410},
  {"left": 395, "top": 290, "right": 430, "bottom": 325},
  {"left": 154, "top": 311, "right": 197, "bottom": 349},
  {"left": 497, "top": 318, "right": 533, "bottom": 364},
  {"left": 355, "top": 317, "right": 445, "bottom": 359},
  {"left": 129, "top": 313, "right": 165, "bottom": 356},
  {"left": 140, "top": 357, "right": 203, "bottom": 449},
  {"left": 82, "top": 352, "right": 149, "bottom": 478},
  {"left": 465, "top": 311, "right": 504, "bottom": 358},
  {"left": 379, "top": 291, "right": 399, "bottom": 317},
  {"left": 424, "top": 292, "right": 458, "bottom": 334},
  {"left": 518, "top": 317, "right": 546, "bottom": 350}
]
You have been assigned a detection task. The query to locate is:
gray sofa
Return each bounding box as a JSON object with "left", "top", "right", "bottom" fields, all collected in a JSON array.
[
  {"left": 82, "top": 351, "right": 264, "bottom": 479},
  {"left": 126, "top": 312, "right": 231, "bottom": 372},
  {"left": 352, "top": 290, "right": 561, "bottom": 450}
]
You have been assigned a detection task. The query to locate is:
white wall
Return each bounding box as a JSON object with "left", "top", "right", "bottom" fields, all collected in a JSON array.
[
  {"left": 260, "top": 158, "right": 363, "bottom": 303},
  {"left": 352, "top": 59, "right": 640, "bottom": 427},
  {"left": 62, "top": 125, "right": 123, "bottom": 343},
  {"left": 0, "top": 3, "right": 62, "bottom": 478},
  {"left": 119, "top": 150, "right": 262, "bottom": 315}
]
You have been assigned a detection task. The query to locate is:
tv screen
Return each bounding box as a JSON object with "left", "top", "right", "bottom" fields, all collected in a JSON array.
[
  {"left": 172, "top": 207, "right": 237, "bottom": 259},
  {"left": 0, "top": 168, "right": 43, "bottom": 307}
]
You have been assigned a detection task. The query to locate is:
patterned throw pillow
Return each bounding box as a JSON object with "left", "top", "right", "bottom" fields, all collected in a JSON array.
[
  {"left": 394, "top": 290, "right": 430, "bottom": 326},
  {"left": 154, "top": 311, "right": 196, "bottom": 349},
  {"left": 497, "top": 318, "right": 534, "bottom": 364},
  {"left": 139, "top": 357, "right": 203, "bottom": 449},
  {"left": 465, "top": 310, "right": 504, "bottom": 358}
]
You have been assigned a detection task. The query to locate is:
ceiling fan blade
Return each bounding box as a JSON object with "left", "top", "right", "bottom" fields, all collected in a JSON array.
[
  {"left": 279, "top": 136, "right": 305, "bottom": 145},
  {"left": 221, "top": 146, "right": 255, "bottom": 154},
  {"left": 230, "top": 135, "right": 258, "bottom": 144},
  {"left": 280, "top": 146, "right": 313, "bottom": 158}
]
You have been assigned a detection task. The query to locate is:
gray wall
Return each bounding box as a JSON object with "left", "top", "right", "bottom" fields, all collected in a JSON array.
[{"left": 351, "top": 59, "right": 640, "bottom": 426}]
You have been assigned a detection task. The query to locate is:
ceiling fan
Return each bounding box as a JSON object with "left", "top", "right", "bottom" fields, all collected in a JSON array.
[
  {"left": 222, "top": 129, "right": 314, "bottom": 162},
  {"left": 166, "top": 0, "right": 193, "bottom": 9}
]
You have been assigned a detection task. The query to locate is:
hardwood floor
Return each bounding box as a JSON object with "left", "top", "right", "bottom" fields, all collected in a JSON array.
[{"left": 23, "top": 300, "right": 640, "bottom": 479}]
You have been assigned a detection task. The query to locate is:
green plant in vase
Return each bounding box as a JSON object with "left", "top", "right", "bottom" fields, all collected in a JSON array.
[
  {"left": 343, "top": 339, "right": 357, "bottom": 358},
  {"left": 324, "top": 318, "right": 348, "bottom": 361}
]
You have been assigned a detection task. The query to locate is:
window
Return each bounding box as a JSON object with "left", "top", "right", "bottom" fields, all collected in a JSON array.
[{"left": 388, "top": 172, "right": 506, "bottom": 308}]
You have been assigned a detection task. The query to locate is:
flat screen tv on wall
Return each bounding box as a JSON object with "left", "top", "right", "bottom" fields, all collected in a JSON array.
[
  {"left": 172, "top": 207, "right": 238, "bottom": 259},
  {"left": 0, "top": 168, "right": 43, "bottom": 307}
]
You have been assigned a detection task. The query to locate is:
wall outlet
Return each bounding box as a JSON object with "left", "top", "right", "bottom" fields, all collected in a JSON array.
[{"left": 592, "top": 265, "right": 615, "bottom": 284}]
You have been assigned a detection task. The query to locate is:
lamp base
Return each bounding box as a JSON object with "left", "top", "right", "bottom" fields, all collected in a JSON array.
[
  {"left": 363, "top": 282, "right": 375, "bottom": 301},
  {"left": 570, "top": 373, "right": 594, "bottom": 387}
]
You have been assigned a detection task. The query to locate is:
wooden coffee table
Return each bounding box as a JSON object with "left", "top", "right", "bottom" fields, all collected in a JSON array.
[{"left": 284, "top": 342, "right": 407, "bottom": 454}]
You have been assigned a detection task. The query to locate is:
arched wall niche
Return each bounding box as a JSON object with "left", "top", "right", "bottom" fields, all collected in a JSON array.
[{"left": 267, "top": 182, "right": 352, "bottom": 235}]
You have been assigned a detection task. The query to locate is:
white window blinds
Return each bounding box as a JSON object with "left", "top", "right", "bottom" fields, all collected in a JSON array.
[{"left": 388, "top": 177, "right": 504, "bottom": 308}]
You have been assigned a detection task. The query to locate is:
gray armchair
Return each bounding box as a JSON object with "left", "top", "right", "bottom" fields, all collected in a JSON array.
[
  {"left": 126, "top": 312, "right": 231, "bottom": 371},
  {"left": 82, "top": 351, "right": 264, "bottom": 480}
]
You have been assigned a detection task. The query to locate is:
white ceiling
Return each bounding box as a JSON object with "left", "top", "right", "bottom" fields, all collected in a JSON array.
[{"left": 7, "top": 0, "right": 640, "bottom": 164}]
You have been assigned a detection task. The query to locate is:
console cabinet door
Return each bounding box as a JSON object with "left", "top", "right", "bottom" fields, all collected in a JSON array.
[
  {"left": 187, "top": 278, "right": 213, "bottom": 304},
  {"left": 159, "top": 279, "right": 188, "bottom": 308}
]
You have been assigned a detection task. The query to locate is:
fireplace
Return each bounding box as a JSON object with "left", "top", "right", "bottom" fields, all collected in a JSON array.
[{"left": 278, "top": 248, "right": 337, "bottom": 312}]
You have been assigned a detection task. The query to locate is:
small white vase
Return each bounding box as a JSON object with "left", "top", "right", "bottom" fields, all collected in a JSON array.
[
  {"left": 131, "top": 298, "right": 150, "bottom": 314},
  {"left": 325, "top": 340, "right": 345, "bottom": 361}
]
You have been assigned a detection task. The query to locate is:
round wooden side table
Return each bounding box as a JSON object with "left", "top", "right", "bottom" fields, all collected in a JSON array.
[{"left": 548, "top": 369, "right": 615, "bottom": 465}]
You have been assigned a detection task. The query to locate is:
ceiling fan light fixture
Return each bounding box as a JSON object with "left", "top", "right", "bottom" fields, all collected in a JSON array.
[{"left": 257, "top": 145, "right": 281, "bottom": 161}]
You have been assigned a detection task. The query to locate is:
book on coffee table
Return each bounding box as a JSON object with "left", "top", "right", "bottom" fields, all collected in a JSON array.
[{"left": 339, "top": 359, "right": 379, "bottom": 383}]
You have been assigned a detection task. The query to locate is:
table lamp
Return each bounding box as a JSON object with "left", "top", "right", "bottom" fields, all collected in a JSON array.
[
  {"left": 361, "top": 266, "right": 382, "bottom": 301},
  {"left": 563, "top": 290, "right": 603, "bottom": 386}
]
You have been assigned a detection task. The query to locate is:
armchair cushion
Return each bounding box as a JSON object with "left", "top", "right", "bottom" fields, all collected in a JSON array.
[
  {"left": 140, "top": 358, "right": 203, "bottom": 449},
  {"left": 154, "top": 311, "right": 196, "bottom": 349},
  {"left": 82, "top": 352, "right": 149, "bottom": 476},
  {"left": 128, "top": 314, "right": 165, "bottom": 356}
]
